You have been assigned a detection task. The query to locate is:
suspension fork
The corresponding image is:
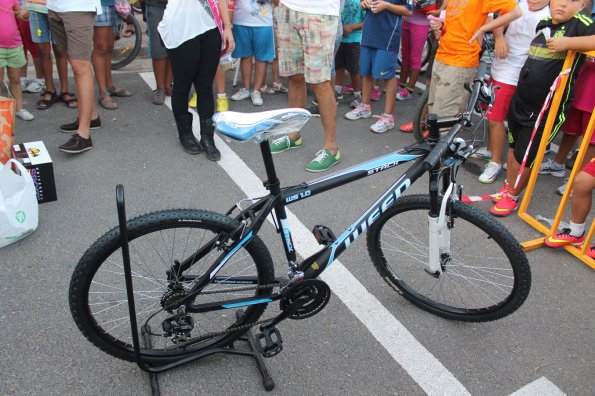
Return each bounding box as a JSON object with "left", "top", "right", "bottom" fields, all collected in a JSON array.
[{"left": 426, "top": 166, "right": 455, "bottom": 277}]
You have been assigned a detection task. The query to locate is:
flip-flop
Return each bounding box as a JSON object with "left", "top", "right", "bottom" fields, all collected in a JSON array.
[
  {"left": 60, "top": 91, "right": 78, "bottom": 108},
  {"left": 36, "top": 90, "right": 59, "bottom": 110},
  {"left": 99, "top": 92, "right": 118, "bottom": 110},
  {"left": 108, "top": 85, "right": 132, "bottom": 97}
]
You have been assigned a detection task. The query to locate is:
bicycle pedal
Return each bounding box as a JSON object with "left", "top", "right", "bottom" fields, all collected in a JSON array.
[
  {"left": 312, "top": 225, "right": 336, "bottom": 245},
  {"left": 255, "top": 326, "right": 283, "bottom": 358}
]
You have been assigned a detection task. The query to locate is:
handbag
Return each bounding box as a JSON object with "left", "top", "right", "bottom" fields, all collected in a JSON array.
[
  {"left": 0, "top": 94, "right": 16, "bottom": 165},
  {"left": 0, "top": 159, "right": 39, "bottom": 248},
  {"left": 115, "top": 0, "right": 132, "bottom": 19}
]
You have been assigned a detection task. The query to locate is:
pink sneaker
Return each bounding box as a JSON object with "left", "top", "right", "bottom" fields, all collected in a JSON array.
[
  {"left": 342, "top": 83, "right": 354, "bottom": 95},
  {"left": 371, "top": 87, "right": 381, "bottom": 101}
]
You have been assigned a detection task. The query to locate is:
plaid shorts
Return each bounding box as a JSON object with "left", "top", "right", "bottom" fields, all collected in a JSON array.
[
  {"left": 275, "top": 4, "right": 338, "bottom": 84},
  {"left": 95, "top": 5, "right": 119, "bottom": 32}
]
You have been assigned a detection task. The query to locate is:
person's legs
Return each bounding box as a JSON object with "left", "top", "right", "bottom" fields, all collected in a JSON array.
[
  {"left": 7, "top": 67, "right": 24, "bottom": 112},
  {"left": 240, "top": 57, "right": 252, "bottom": 90},
  {"left": 70, "top": 59, "right": 97, "bottom": 138},
  {"left": 93, "top": 26, "right": 116, "bottom": 108},
  {"left": 286, "top": 74, "right": 307, "bottom": 142},
  {"left": 311, "top": 81, "right": 337, "bottom": 153},
  {"left": 146, "top": 4, "right": 169, "bottom": 103},
  {"left": 571, "top": 169, "right": 595, "bottom": 224}
]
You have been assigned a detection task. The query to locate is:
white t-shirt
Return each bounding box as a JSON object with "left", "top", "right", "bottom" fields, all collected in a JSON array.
[
  {"left": 158, "top": 0, "right": 217, "bottom": 49},
  {"left": 47, "top": 0, "right": 101, "bottom": 13},
  {"left": 280, "top": 0, "right": 340, "bottom": 17},
  {"left": 233, "top": 0, "right": 273, "bottom": 26},
  {"left": 491, "top": 0, "right": 551, "bottom": 86}
]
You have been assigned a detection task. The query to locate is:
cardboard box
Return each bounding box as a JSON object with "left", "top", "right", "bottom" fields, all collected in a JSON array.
[{"left": 11, "top": 141, "right": 57, "bottom": 203}]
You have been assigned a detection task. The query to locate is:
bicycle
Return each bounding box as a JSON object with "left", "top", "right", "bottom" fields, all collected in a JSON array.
[
  {"left": 112, "top": 12, "right": 143, "bottom": 70},
  {"left": 411, "top": 35, "right": 494, "bottom": 143},
  {"left": 69, "top": 67, "right": 531, "bottom": 364}
]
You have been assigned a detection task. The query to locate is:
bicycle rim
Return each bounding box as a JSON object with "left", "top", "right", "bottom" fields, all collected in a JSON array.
[
  {"left": 69, "top": 209, "right": 274, "bottom": 363},
  {"left": 368, "top": 195, "right": 531, "bottom": 322},
  {"left": 112, "top": 14, "right": 142, "bottom": 70}
]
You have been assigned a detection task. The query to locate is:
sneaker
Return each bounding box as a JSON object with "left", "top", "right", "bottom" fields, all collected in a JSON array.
[
  {"left": 471, "top": 146, "right": 492, "bottom": 160},
  {"left": 16, "top": 109, "right": 35, "bottom": 121},
  {"left": 232, "top": 88, "right": 251, "bottom": 101},
  {"left": 188, "top": 93, "right": 197, "bottom": 108},
  {"left": 269, "top": 135, "right": 302, "bottom": 154},
  {"left": 539, "top": 158, "right": 565, "bottom": 177},
  {"left": 60, "top": 117, "right": 102, "bottom": 133},
  {"left": 396, "top": 87, "right": 413, "bottom": 101},
  {"left": 587, "top": 245, "right": 595, "bottom": 259},
  {"left": 489, "top": 194, "right": 518, "bottom": 217},
  {"left": 479, "top": 161, "right": 502, "bottom": 184},
  {"left": 370, "top": 114, "right": 395, "bottom": 134},
  {"left": 371, "top": 87, "right": 381, "bottom": 101},
  {"left": 20, "top": 77, "right": 29, "bottom": 91},
  {"left": 342, "top": 83, "right": 354, "bottom": 95},
  {"left": 345, "top": 104, "right": 372, "bottom": 120},
  {"left": 306, "top": 104, "right": 320, "bottom": 117},
  {"left": 492, "top": 182, "right": 509, "bottom": 203},
  {"left": 152, "top": 88, "right": 166, "bottom": 105},
  {"left": 251, "top": 90, "right": 263, "bottom": 106},
  {"left": 216, "top": 96, "right": 229, "bottom": 112},
  {"left": 26, "top": 78, "right": 45, "bottom": 93},
  {"left": 350, "top": 94, "right": 361, "bottom": 109},
  {"left": 58, "top": 134, "right": 93, "bottom": 153},
  {"left": 399, "top": 121, "right": 414, "bottom": 133},
  {"left": 305, "top": 148, "right": 341, "bottom": 172},
  {"left": 544, "top": 228, "right": 585, "bottom": 248},
  {"left": 272, "top": 82, "right": 288, "bottom": 93},
  {"left": 565, "top": 149, "right": 579, "bottom": 170},
  {"left": 555, "top": 178, "right": 569, "bottom": 196},
  {"left": 335, "top": 91, "right": 344, "bottom": 101}
]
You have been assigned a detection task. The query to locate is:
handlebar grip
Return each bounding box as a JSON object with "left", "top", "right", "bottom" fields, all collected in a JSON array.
[{"left": 422, "top": 140, "right": 450, "bottom": 171}]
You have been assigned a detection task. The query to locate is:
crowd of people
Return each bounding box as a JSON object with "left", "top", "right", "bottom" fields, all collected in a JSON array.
[{"left": 2, "top": 0, "right": 595, "bottom": 252}]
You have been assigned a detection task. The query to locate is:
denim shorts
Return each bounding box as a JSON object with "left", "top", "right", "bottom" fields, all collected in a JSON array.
[
  {"left": 29, "top": 11, "right": 53, "bottom": 44},
  {"left": 232, "top": 25, "right": 275, "bottom": 62}
]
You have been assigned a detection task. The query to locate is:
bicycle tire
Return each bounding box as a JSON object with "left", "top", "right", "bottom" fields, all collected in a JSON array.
[
  {"left": 130, "top": 0, "right": 142, "bottom": 14},
  {"left": 112, "top": 14, "right": 142, "bottom": 70},
  {"left": 412, "top": 89, "right": 429, "bottom": 144},
  {"left": 69, "top": 209, "right": 275, "bottom": 364},
  {"left": 367, "top": 195, "right": 531, "bottom": 322}
]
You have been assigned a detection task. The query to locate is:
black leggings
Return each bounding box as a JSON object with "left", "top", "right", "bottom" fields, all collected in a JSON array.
[{"left": 167, "top": 28, "right": 221, "bottom": 125}]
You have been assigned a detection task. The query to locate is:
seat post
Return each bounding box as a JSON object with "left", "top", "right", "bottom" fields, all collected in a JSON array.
[{"left": 259, "top": 140, "right": 281, "bottom": 196}]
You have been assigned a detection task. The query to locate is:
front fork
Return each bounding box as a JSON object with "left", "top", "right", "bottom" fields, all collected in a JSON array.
[{"left": 426, "top": 168, "right": 456, "bottom": 277}]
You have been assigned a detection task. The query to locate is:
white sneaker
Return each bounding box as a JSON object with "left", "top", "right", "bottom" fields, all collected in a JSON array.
[
  {"left": 16, "top": 109, "right": 35, "bottom": 121},
  {"left": 26, "top": 78, "right": 45, "bottom": 93},
  {"left": 250, "top": 90, "right": 263, "bottom": 106},
  {"left": 231, "top": 88, "right": 251, "bottom": 101},
  {"left": 370, "top": 114, "right": 395, "bottom": 134},
  {"left": 539, "top": 158, "right": 565, "bottom": 177},
  {"left": 556, "top": 178, "right": 569, "bottom": 196},
  {"left": 479, "top": 161, "right": 502, "bottom": 184},
  {"left": 345, "top": 104, "right": 372, "bottom": 120},
  {"left": 20, "top": 77, "right": 29, "bottom": 91},
  {"left": 471, "top": 146, "right": 492, "bottom": 160}
]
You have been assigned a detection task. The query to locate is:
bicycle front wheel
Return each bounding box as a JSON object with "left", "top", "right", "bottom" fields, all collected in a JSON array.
[
  {"left": 112, "top": 14, "right": 142, "bottom": 70},
  {"left": 367, "top": 195, "right": 531, "bottom": 322},
  {"left": 412, "top": 89, "right": 429, "bottom": 144},
  {"left": 69, "top": 209, "right": 275, "bottom": 364}
]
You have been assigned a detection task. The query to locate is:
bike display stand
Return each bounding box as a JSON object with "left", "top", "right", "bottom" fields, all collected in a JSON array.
[{"left": 115, "top": 185, "right": 275, "bottom": 395}]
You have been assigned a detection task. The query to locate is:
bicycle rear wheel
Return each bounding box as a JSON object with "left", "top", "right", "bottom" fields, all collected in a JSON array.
[
  {"left": 112, "top": 14, "right": 142, "bottom": 70},
  {"left": 69, "top": 209, "right": 275, "bottom": 364},
  {"left": 367, "top": 195, "right": 531, "bottom": 322}
]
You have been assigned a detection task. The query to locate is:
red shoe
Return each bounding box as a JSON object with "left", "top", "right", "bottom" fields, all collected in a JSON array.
[
  {"left": 544, "top": 228, "right": 586, "bottom": 248},
  {"left": 587, "top": 245, "right": 595, "bottom": 259},
  {"left": 492, "top": 182, "right": 509, "bottom": 203},
  {"left": 399, "top": 121, "right": 413, "bottom": 133},
  {"left": 489, "top": 194, "right": 518, "bottom": 217}
]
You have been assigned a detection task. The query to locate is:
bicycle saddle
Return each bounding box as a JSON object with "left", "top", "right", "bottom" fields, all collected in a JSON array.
[{"left": 213, "top": 108, "right": 311, "bottom": 143}]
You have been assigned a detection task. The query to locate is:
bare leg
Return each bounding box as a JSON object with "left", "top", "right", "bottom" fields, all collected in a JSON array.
[
  {"left": 240, "top": 57, "right": 252, "bottom": 90},
  {"left": 272, "top": 57, "right": 281, "bottom": 84},
  {"left": 38, "top": 43, "right": 55, "bottom": 93},
  {"left": 570, "top": 170, "right": 595, "bottom": 223},
  {"left": 351, "top": 71, "right": 362, "bottom": 92},
  {"left": 153, "top": 58, "right": 169, "bottom": 90},
  {"left": 287, "top": 74, "right": 307, "bottom": 141},
  {"left": 554, "top": 134, "right": 579, "bottom": 164},
  {"left": 383, "top": 77, "right": 398, "bottom": 115},
  {"left": 7, "top": 67, "right": 24, "bottom": 111},
  {"left": 505, "top": 150, "right": 531, "bottom": 196},
  {"left": 361, "top": 75, "right": 374, "bottom": 104},
  {"left": 311, "top": 80, "right": 337, "bottom": 153},
  {"left": 215, "top": 64, "right": 226, "bottom": 95},
  {"left": 398, "top": 65, "right": 410, "bottom": 87},
  {"left": 54, "top": 46, "right": 70, "bottom": 93},
  {"left": 335, "top": 67, "right": 345, "bottom": 87},
  {"left": 70, "top": 59, "right": 97, "bottom": 138},
  {"left": 488, "top": 120, "right": 507, "bottom": 165},
  {"left": 253, "top": 60, "right": 267, "bottom": 92},
  {"left": 92, "top": 26, "right": 112, "bottom": 96},
  {"left": 407, "top": 68, "right": 421, "bottom": 90}
]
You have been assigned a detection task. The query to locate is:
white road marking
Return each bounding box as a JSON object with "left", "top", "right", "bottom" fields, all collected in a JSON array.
[{"left": 509, "top": 377, "right": 566, "bottom": 396}]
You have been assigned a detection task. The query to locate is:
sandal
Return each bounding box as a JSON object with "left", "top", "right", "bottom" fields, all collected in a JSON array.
[
  {"left": 122, "top": 28, "right": 135, "bottom": 38},
  {"left": 107, "top": 85, "right": 132, "bottom": 97},
  {"left": 98, "top": 92, "right": 118, "bottom": 110},
  {"left": 60, "top": 92, "right": 78, "bottom": 108},
  {"left": 36, "top": 90, "right": 59, "bottom": 110}
]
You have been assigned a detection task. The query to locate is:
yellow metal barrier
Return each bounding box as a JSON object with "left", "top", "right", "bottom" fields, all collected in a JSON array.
[{"left": 519, "top": 50, "right": 595, "bottom": 269}]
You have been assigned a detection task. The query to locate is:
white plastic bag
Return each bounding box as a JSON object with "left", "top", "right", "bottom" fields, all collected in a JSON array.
[{"left": 0, "top": 159, "right": 39, "bottom": 248}]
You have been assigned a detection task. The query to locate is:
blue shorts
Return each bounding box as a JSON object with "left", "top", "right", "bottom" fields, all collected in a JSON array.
[
  {"left": 360, "top": 45, "right": 398, "bottom": 79},
  {"left": 232, "top": 25, "right": 275, "bottom": 62},
  {"left": 29, "top": 11, "right": 53, "bottom": 44}
]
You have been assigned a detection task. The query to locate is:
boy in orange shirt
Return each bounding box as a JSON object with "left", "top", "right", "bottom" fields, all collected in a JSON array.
[{"left": 428, "top": 0, "right": 522, "bottom": 119}]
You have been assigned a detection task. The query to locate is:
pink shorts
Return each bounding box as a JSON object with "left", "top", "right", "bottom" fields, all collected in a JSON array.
[
  {"left": 400, "top": 20, "right": 429, "bottom": 70},
  {"left": 562, "top": 107, "right": 595, "bottom": 144},
  {"left": 485, "top": 77, "right": 516, "bottom": 122}
]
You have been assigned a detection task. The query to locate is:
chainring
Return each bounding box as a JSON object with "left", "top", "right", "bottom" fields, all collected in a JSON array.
[{"left": 279, "top": 279, "right": 331, "bottom": 320}]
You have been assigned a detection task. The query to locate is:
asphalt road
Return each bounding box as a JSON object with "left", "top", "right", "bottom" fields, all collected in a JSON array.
[{"left": 1, "top": 50, "right": 594, "bottom": 396}]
